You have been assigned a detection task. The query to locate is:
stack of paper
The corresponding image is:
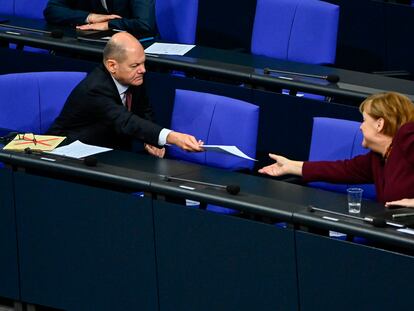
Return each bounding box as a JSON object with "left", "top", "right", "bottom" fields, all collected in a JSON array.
[{"left": 145, "top": 42, "right": 195, "bottom": 56}]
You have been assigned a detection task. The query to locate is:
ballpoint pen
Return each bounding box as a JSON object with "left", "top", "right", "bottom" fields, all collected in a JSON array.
[{"left": 392, "top": 212, "right": 414, "bottom": 219}]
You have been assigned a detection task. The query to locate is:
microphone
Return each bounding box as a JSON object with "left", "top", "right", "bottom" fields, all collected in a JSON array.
[
  {"left": 23, "top": 147, "right": 98, "bottom": 167},
  {"left": 308, "top": 205, "right": 387, "bottom": 227},
  {"left": 0, "top": 131, "right": 18, "bottom": 144},
  {"left": 83, "top": 156, "right": 98, "bottom": 167},
  {"left": 50, "top": 29, "right": 64, "bottom": 39},
  {"left": 0, "top": 23, "right": 64, "bottom": 38},
  {"left": 162, "top": 175, "right": 240, "bottom": 195},
  {"left": 263, "top": 67, "right": 340, "bottom": 83}
]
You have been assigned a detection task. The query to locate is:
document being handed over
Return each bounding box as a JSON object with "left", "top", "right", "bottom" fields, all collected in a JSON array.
[{"left": 202, "top": 145, "right": 257, "bottom": 161}]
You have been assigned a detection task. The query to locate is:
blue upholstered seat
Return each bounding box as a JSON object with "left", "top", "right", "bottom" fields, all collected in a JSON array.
[
  {"left": 251, "top": 0, "right": 339, "bottom": 64},
  {"left": 169, "top": 89, "right": 259, "bottom": 170},
  {"left": 168, "top": 89, "right": 259, "bottom": 214},
  {"left": 0, "top": 72, "right": 86, "bottom": 134},
  {"left": 308, "top": 117, "right": 376, "bottom": 200},
  {"left": 5, "top": 0, "right": 50, "bottom": 53},
  {"left": 15, "top": 0, "right": 49, "bottom": 19},
  {"left": 0, "top": 0, "right": 14, "bottom": 15},
  {"left": 251, "top": 0, "right": 339, "bottom": 101},
  {"left": 155, "top": 0, "right": 199, "bottom": 44}
]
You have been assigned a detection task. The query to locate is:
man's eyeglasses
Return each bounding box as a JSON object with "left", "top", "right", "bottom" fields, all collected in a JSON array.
[{"left": 15, "top": 133, "right": 37, "bottom": 145}]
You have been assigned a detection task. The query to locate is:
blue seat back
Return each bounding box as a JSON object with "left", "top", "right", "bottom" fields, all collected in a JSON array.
[
  {"left": 0, "top": 73, "right": 40, "bottom": 133},
  {"left": 169, "top": 89, "right": 259, "bottom": 171},
  {"left": 14, "top": 0, "right": 49, "bottom": 19},
  {"left": 38, "top": 72, "right": 87, "bottom": 132},
  {"left": 251, "top": 0, "right": 339, "bottom": 64},
  {"left": 308, "top": 117, "right": 376, "bottom": 199},
  {"left": 0, "top": 0, "right": 14, "bottom": 15},
  {"left": 155, "top": 0, "right": 199, "bottom": 44},
  {"left": 0, "top": 72, "right": 86, "bottom": 134}
]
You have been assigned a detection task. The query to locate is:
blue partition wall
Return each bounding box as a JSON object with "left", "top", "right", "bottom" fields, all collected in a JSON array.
[
  {"left": 14, "top": 172, "right": 158, "bottom": 311},
  {"left": 296, "top": 231, "right": 414, "bottom": 310},
  {"left": 0, "top": 168, "right": 19, "bottom": 300},
  {"left": 153, "top": 200, "right": 298, "bottom": 311}
]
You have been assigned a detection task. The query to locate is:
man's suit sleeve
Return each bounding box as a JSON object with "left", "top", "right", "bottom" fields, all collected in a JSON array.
[
  {"left": 44, "top": 0, "right": 89, "bottom": 26},
  {"left": 134, "top": 86, "right": 155, "bottom": 122},
  {"left": 108, "top": 0, "right": 156, "bottom": 34}
]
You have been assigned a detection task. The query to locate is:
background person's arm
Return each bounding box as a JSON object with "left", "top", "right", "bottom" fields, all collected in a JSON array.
[
  {"left": 44, "top": 0, "right": 90, "bottom": 26},
  {"left": 108, "top": 0, "right": 156, "bottom": 35}
]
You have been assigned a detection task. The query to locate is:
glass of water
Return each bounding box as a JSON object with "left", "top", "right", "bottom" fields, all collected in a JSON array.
[{"left": 347, "top": 187, "right": 363, "bottom": 214}]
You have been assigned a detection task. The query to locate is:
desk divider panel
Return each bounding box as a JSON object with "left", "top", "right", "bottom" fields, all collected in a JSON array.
[
  {"left": 296, "top": 230, "right": 414, "bottom": 310},
  {"left": 14, "top": 172, "right": 158, "bottom": 311},
  {"left": 153, "top": 200, "right": 298, "bottom": 311},
  {"left": 0, "top": 168, "right": 19, "bottom": 300}
]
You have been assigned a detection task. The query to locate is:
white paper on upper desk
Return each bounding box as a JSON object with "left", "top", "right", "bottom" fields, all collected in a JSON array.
[
  {"left": 397, "top": 228, "right": 414, "bottom": 235},
  {"left": 48, "top": 140, "right": 112, "bottom": 159},
  {"left": 202, "top": 145, "right": 257, "bottom": 161},
  {"left": 144, "top": 42, "right": 195, "bottom": 55}
]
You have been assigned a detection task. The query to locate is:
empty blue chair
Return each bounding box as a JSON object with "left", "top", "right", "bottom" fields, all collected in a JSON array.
[
  {"left": 155, "top": 0, "right": 199, "bottom": 44},
  {"left": 15, "top": 0, "right": 49, "bottom": 19},
  {"left": 0, "top": 0, "right": 14, "bottom": 15},
  {"left": 0, "top": 72, "right": 86, "bottom": 134},
  {"left": 11, "top": 0, "right": 50, "bottom": 53},
  {"left": 169, "top": 89, "right": 259, "bottom": 170},
  {"left": 252, "top": 0, "right": 339, "bottom": 64},
  {"left": 169, "top": 89, "right": 259, "bottom": 214},
  {"left": 308, "top": 117, "right": 376, "bottom": 199},
  {"left": 251, "top": 0, "right": 339, "bottom": 101}
]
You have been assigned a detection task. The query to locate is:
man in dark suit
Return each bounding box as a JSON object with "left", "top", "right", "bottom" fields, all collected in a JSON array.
[
  {"left": 47, "top": 32, "right": 203, "bottom": 156},
  {"left": 44, "top": 0, "right": 156, "bottom": 35}
]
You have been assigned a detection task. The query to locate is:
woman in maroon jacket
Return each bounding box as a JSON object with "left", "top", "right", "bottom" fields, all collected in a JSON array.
[{"left": 259, "top": 92, "right": 414, "bottom": 205}]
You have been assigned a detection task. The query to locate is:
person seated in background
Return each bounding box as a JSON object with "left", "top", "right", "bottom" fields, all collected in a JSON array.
[
  {"left": 44, "top": 0, "right": 156, "bottom": 35},
  {"left": 47, "top": 32, "right": 202, "bottom": 156},
  {"left": 259, "top": 92, "right": 414, "bottom": 205}
]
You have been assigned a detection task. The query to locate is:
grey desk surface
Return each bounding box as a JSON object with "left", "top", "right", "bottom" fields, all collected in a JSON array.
[{"left": 1, "top": 15, "right": 414, "bottom": 102}]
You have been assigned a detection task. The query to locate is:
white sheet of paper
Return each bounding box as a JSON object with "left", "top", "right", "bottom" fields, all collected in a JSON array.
[
  {"left": 48, "top": 140, "right": 112, "bottom": 159},
  {"left": 144, "top": 42, "right": 195, "bottom": 55},
  {"left": 202, "top": 145, "right": 257, "bottom": 161}
]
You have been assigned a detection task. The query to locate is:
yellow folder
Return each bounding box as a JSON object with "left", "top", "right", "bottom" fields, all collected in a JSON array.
[{"left": 3, "top": 133, "right": 66, "bottom": 152}]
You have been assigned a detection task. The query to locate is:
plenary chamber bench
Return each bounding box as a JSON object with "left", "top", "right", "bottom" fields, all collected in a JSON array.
[{"left": 0, "top": 148, "right": 413, "bottom": 310}]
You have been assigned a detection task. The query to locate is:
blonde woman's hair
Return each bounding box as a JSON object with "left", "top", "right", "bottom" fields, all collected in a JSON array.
[{"left": 359, "top": 92, "right": 414, "bottom": 137}]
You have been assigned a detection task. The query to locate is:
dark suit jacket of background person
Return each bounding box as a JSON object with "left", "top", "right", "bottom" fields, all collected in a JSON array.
[
  {"left": 47, "top": 64, "right": 163, "bottom": 150},
  {"left": 44, "top": 0, "right": 156, "bottom": 35}
]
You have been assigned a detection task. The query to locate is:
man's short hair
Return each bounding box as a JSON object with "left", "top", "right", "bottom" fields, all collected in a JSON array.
[{"left": 103, "top": 39, "right": 127, "bottom": 63}]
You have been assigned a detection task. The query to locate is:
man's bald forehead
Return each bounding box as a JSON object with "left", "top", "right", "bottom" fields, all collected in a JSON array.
[{"left": 103, "top": 32, "right": 143, "bottom": 62}]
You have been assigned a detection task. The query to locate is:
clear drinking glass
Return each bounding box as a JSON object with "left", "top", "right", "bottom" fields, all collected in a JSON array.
[{"left": 347, "top": 187, "right": 363, "bottom": 214}]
